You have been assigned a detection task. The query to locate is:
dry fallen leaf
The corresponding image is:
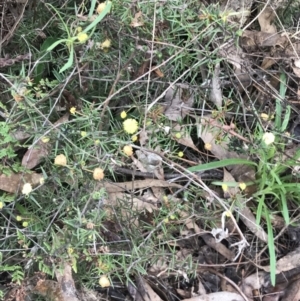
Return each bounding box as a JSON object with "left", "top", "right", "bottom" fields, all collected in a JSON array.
[
  {"left": 0, "top": 172, "right": 43, "bottom": 193},
  {"left": 22, "top": 114, "right": 69, "bottom": 169},
  {"left": 258, "top": 6, "right": 277, "bottom": 33},
  {"left": 240, "top": 272, "right": 267, "bottom": 300},
  {"left": 210, "top": 62, "right": 222, "bottom": 108},
  {"left": 259, "top": 246, "right": 300, "bottom": 273},
  {"left": 135, "top": 277, "right": 163, "bottom": 301},
  {"left": 173, "top": 124, "right": 201, "bottom": 154},
  {"left": 164, "top": 84, "right": 194, "bottom": 121},
  {"left": 131, "top": 11, "right": 144, "bottom": 27},
  {"left": 33, "top": 263, "right": 79, "bottom": 301},
  {"left": 280, "top": 277, "right": 300, "bottom": 301},
  {"left": 181, "top": 291, "right": 244, "bottom": 301}
]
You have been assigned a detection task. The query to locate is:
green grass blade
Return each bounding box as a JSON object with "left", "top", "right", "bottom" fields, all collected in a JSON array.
[
  {"left": 187, "top": 158, "right": 256, "bottom": 173},
  {"left": 59, "top": 46, "right": 74, "bottom": 73},
  {"left": 83, "top": 1, "right": 112, "bottom": 34},
  {"left": 279, "top": 191, "right": 289, "bottom": 224},
  {"left": 89, "top": 0, "right": 97, "bottom": 17},
  {"left": 265, "top": 206, "right": 276, "bottom": 286},
  {"left": 47, "top": 39, "right": 69, "bottom": 51}
]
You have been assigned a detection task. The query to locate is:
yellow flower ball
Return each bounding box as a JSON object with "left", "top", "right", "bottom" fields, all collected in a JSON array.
[
  {"left": 54, "top": 154, "right": 67, "bottom": 166},
  {"left": 22, "top": 221, "right": 29, "bottom": 227},
  {"left": 131, "top": 135, "right": 138, "bottom": 142},
  {"left": 239, "top": 182, "right": 247, "bottom": 191},
  {"left": 93, "top": 168, "right": 105, "bottom": 180},
  {"left": 175, "top": 132, "right": 181, "bottom": 139},
  {"left": 96, "top": 1, "right": 111, "bottom": 14},
  {"left": 0, "top": 202, "right": 3, "bottom": 209},
  {"left": 204, "top": 143, "right": 212, "bottom": 151},
  {"left": 262, "top": 132, "right": 275, "bottom": 145},
  {"left": 41, "top": 136, "right": 50, "bottom": 143},
  {"left": 178, "top": 151, "right": 184, "bottom": 158},
  {"left": 120, "top": 111, "right": 127, "bottom": 119},
  {"left": 99, "top": 275, "right": 110, "bottom": 287},
  {"left": 123, "top": 118, "right": 138, "bottom": 134},
  {"left": 123, "top": 145, "right": 133, "bottom": 156},
  {"left": 260, "top": 113, "right": 269, "bottom": 121},
  {"left": 100, "top": 39, "right": 111, "bottom": 49},
  {"left": 22, "top": 183, "right": 32, "bottom": 196},
  {"left": 16, "top": 216, "right": 22, "bottom": 221},
  {"left": 70, "top": 107, "right": 76, "bottom": 114},
  {"left": 222, "top": 184, "right": 228, "bottom": 192},
  {"left": 81, "top": 131, "right": 87, "bottom": 137},
  {"left": 77, "top": 32, "right": 89, "bottom": 43}
]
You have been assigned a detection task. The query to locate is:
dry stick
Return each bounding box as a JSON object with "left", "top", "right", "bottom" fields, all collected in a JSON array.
[{"left": 99, "top": 51, "right": 136, "bottom": 130}]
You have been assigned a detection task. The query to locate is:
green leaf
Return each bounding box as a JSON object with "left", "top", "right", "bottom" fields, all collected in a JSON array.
[
  {"left": 187, "top": 158, "right": 256, "bottom": 173},
  {"left": 59, "top": 46, "right": 74, "bottom": 73},
  {"left": 83, "top": 1, "right": 112, "bottom": 33},
  {"left": 265, "top": 206, "right": 276, "bottom": 286}
]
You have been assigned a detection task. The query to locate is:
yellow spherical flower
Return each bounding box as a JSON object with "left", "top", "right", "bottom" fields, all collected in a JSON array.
[
  {"left": 100, "top": 39, "right": 111, "bottom": 49},
  {"left": 16, "top": 216, "right": 22, "bottom": 221},
  {"left": 123, "top": 118, "right": 138, "bottom": 134},
  {"left": 86, "top": 222, "right": 95, "bottom": 229},
  {"left": 41, "top": 136, "right": 50, "bottom": 143},
  {"left": 222, "top": 184, "right": 228, "bottom": 192},
  {"left": 204, "top": 143, "right": 212, "bottom": 151},
  {"left": 239, "top": 182, "right": 247, "bottom": 191},
  {"left": 54, "top": 154, "right": 67, "bottom": 166},
  {"left": 22, "top": 183, "right": 32, "bottom": 196},
  {"left": 131, "top": 135, "right": 138, "bottom": 142},
  {"left": 99, "top": 275, "right": 110, "bottom": 288},
  {"left": 123, "top": 145, "right": 133, "bottom": 156},
  {"left": 175, "top": 132, "right": 181, "bottom": 139},
  {"left": 77, "top": 32, "right": 89, "bottom": 43},
  {"left": 68, "top": 247, "right": 74, "bottom": 255},
  {"left": 262, "top": 132, "right": 275, "bottom": 145},
  {"left": 70, "top": 107, "right": 76, "bottom": 114},
  {"left": 260, "top": 113, "right": 269, "bottom": 121},
  {"left": 178, "top": 151, "right": 184, "bottom": 158},
  {"left": 22, "top": 221, "right": 29, "bottom": 227},
  {"left": 0, "top": 202, "right": 3, "bottom": 209},
  {"left": 96, "top": 2, "right": 106, "bottom": 14},
  {"left": 81, "top": 131, "right": 87, "bottom": 137},
  {"left": 93, "top": 168, "right": 105, "bottom": 180},
  {"left": 96, "top": 1, "right": 111, "bottom": 14},
  {"left": 120, "top": 111, "right": 127, "bottom": 119}
]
